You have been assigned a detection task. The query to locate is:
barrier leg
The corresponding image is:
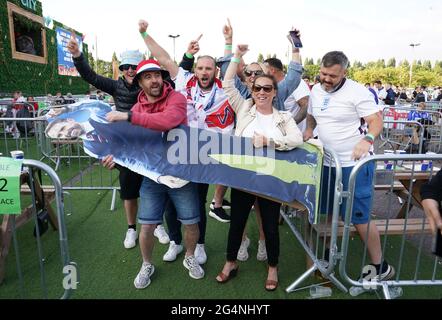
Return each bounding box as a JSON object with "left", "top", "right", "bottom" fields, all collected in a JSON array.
[
  {"left": 110, "top": 188, "right": 117, "bottom": 211},
  {"left": 286, "top": 265, "right": 317, "bottom": 293}
]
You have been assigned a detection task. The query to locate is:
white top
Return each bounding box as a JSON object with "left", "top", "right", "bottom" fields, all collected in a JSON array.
[
  {"left": 309, "top": 79, "right": 378, "bottom": 167},
  {"left": 242, "top": 111, "right": 285, "bottom": 142},
  {"left": 175, "top": 67, "right": 234, "bottom": 134},
  {"left": 284, "top": 80, "right": 311, "bottom": 133}
]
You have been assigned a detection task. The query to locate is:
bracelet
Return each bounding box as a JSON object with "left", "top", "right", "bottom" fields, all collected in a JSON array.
[
  {"left": 363, "top": 135, "right": 374, "bottom": 145},
  {"left": 365, "top": 133, "right": 375, "bottom": 141},
  {"left": 225, "top": 44, "right": 233, "bottom": 50},
  {"left": 231, "top": 57, "right": 241, "bottom": 64},
  {"left": 185, "top": 52, "right": 194, "bottom": 59},
  {"left": 140, "top": 31, "right": 148, "bottom": 39}
]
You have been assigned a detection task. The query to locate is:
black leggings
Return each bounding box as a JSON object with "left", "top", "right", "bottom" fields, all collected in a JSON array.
[{"left": 227, "top": 188, "right": 281, "bottom": 267}]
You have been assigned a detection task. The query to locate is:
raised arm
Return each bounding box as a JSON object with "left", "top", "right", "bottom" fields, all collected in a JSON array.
[
  {"left": 139, "top": 19, "right": 179, "bottom": 79},
  {"left": 67, "top": 31, "right": 117, "bottom": 95},
  {"left": 223, "top": 18, "right": 233, "bottom": 57},
  {"left": 223, "top": 45, "right": 250, "bottom": 113},
  {"left": 276, "top": 28, "right": 303, "bottom": 108}
]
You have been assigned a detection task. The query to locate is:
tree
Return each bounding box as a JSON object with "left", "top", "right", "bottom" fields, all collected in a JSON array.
[
  {"left": 423, "top": 60, "right": 432, "bottom": 70},
  {"left": 376, "top": 59, "right": 386, "bottom": 68},
  {"left": 353, "top": 61, "right": 364, "bottom": 69},
  {"left": 387, "top": 58, "right": 396, "bottom": 68},
  {"left": 257, "top": 53, "right": 264, "bottom": 63}
]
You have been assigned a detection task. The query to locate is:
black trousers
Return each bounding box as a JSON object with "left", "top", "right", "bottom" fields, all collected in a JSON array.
[
  {"left": 227, "top": 188, "right": 281, "bottom": 267},
  {"left": 165, "top": 183, "right": 208, "bottom": 245}
]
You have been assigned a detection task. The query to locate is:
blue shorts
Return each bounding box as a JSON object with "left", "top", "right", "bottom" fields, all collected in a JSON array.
[
  {"left": 138, "top": 177, "right": 200, "bottom": 225},
  {"left": 320, "top": 162, "right": 375, "bottom": 225}
]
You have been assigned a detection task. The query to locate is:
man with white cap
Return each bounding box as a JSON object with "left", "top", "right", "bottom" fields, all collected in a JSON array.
[
  {"left": 67, "top": 37, "right": 172, "bottom": 250},
  {"left": 105, "top": 59, "right": 205, "bottom": 289}
]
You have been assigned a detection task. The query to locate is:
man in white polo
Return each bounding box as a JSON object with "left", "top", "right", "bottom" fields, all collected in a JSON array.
[{"left": 304, "top": 51, "right": 395, "bottom": 282}]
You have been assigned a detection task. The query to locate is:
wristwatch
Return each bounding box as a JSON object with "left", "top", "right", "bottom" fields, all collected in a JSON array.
[{"left": 127, "top": 111, "right": 132, "bottom": 123}]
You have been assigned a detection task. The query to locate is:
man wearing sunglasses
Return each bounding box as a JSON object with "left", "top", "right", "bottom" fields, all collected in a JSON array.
[{"left": 67, "top": 34, "right": 195, "bottom": 251}]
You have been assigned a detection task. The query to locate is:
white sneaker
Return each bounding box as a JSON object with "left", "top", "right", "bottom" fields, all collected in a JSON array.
[
  {"left": 124, "top": 229, "right": 138, "bottom": 249},
  {"left": 134, "top": 262, "right": 155, "bottom": 289},
  {"left": 237, "top": 236, "right": 250, "bottom": 261},
  {"left": 257, "top": 240, "right": 268, "bottom": 261},
  {"left": 163, "top": 241, "right": 184, "bottom": 262},
  {"left": 183, "top": 255, "right": 205, "bottom": 279},
  {"left": 154, "top": 225, "right": 170, "bottom": 245},
  {"left": 195, "top": 243, "right": 207, "bottom": 264}
]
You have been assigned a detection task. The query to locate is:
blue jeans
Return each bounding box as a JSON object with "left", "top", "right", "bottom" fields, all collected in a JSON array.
[
  {"left": 138, "top": 177, "right": 200, "bottom": 225},
  {"left": 320, "top": 162, "right": 375, "bottom": 225}
]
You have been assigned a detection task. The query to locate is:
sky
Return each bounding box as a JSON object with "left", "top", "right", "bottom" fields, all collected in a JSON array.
[{"left": 40, "top": 0, "right": 442, "bottom": 65}]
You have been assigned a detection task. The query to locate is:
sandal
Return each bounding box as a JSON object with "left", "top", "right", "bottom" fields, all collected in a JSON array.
[
  {"left": 216, "top": 266, "right": 239, "bottom": 284},
  {"left": 265, "top": 279, "right": 278, "bottom": 291}
]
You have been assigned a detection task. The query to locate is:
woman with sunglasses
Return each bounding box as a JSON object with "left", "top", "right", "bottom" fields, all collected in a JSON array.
[{"left": 216, "top": 44, "right": 303, "bottom": 291}]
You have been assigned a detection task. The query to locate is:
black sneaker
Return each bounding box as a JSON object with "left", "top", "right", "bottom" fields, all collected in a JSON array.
[
  {"left": 209, "top": 207, "right": 231, "bottom": 223},
  {"left": 360, "top": 263, "right": 395, "bottom": 282},
  {"left": 210, "top": 199, "right": 231, "bottom": 210}
]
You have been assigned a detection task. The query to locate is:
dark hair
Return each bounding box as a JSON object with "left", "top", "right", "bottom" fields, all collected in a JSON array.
[
  {"left": 321, "top": 51, "right": 349, "bottom": 69},
  {"left": 302, "top": 74, "right": 310, "bottom": 80},
  {"left": 374, "top": 80, "right": 382, "bottom": 85},
  {"left": 263, "top": 58, "right": 283, "bottom": 71}
]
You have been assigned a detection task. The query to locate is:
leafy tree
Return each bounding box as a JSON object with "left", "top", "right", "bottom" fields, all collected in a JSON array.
[
  {"left": 257, "top": 53, "right": 264, "bottom": 63},
  {"left": 387, "top": 58, "right": 396, "bottom": 68}
]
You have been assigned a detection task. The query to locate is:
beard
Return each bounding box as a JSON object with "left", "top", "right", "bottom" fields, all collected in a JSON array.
[
  {"left": 147, "top": 83, "right": 163, "bottom": 97},
  {"left": 198, "top": 77, "right": 215, "bottom": 90}
]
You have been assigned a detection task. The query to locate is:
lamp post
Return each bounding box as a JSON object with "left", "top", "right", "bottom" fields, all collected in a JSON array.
[
  {"left": 168, "top": 34, "right": 180, "bottom": 63},
  {"left": 409, "top": 43, "right": 420, "bottom": 88}
]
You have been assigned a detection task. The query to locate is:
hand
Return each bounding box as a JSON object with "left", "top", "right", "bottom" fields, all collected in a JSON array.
[
  {"left": 106, "top": 111, "right": 128, "bottom": 122},
  {"left": 67, "top": 30, "right": 81, "bottom": 58},
  {"left": 235, "top": 44, "right": 249, "bottom": 58},
  {"left": 351, "top": 139, "right": 371, "bottom": 161},
  {"left": 253, "top": 132, "right": 268, "bottom": 148},
  {"left": 187, "top": 34, "right": 203, "bottom": 56},
  {"left": 422, "top": 199, "right": 442, "bottom": 235},
  {"left": 287, "top": 27, "right": 301, "bottom": 48},
  {"left": 102, "top": 155, "right": 116, "bottom": 170},
  {"left": 303, "top": 129, "right": 313, "bottom": 142},
  {"left": 139, "top": 19, "right": 148, "bottom": 33},
  {"left": 223, "top": 18, "right": 233, "bottom": 42}
]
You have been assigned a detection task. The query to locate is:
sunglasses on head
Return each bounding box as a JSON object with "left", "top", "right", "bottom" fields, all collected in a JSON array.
[
  {"left": 120, "top": 65, "right": 137, "bottom": 71},
  {"left": 244, "top": 69, "right": 263, "bottom": 77},
  {"left": 252, "top": 85, "right": 273, "bottom": 93}
]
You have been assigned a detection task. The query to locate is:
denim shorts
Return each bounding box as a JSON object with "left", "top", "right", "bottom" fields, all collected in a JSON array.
[
  {"left": 138, "top": 177, "right": 200, "bottom": 225},
  {"left": 320, "top": 162, "right": 375, "bottom": 225}
]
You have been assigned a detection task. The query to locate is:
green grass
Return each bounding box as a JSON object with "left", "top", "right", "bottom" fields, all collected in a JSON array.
[{"left": 1, "top": 186, "right": 442, "bottom": 300}]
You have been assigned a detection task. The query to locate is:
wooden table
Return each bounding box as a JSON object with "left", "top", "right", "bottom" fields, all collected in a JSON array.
[{"left": 0, "top": 169, "right": 58, "bottom": 284}]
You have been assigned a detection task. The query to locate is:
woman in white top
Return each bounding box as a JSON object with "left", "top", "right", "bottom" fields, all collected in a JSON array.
[{"left": 216, "top": 45, "right": 303, "bottom": 291}]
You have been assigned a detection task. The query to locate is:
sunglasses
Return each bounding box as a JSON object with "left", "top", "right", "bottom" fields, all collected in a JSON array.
[
  {"left": 252, "top": 85, "right": 274, "bottom": 93},
  {"left": 244, "top": 69, "right": 263, "bottom": 77},
  {"left": 120, "top": 65, "right": 137, "bottom": 71}
]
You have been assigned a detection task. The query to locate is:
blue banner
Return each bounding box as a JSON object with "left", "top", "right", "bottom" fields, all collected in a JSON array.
[
  {"left": 45, "top": 101, "right": 323, "bottom": 223},
  {"left": 56, "top": 27, "right": 82, "bottom": 77}
]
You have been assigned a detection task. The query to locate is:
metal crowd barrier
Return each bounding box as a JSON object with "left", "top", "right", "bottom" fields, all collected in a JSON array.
[
  {"left": 339, "top": 153, "right": 442, "bottom": 299},
  {"left": 378, "top": 120, "right": 424, "bottom": 154},
  {"left": 0, "top": 118, "right": 120, "bottom": 210},
  {"left": 280, "top": 147, "right": 348, "bottom": 294},
  {"left": 1, "top": 159, "right": 75, "bottom": 299},
  {"left": 382, "top": 107, "right": 442, "bottom": 153}
]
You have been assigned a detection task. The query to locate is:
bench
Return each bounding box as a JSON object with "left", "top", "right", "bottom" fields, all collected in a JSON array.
[{"left": 312, "top": 218, "right": 432, "bottom": 237}]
